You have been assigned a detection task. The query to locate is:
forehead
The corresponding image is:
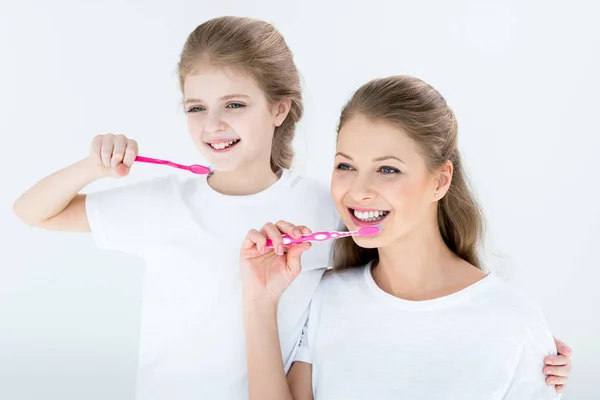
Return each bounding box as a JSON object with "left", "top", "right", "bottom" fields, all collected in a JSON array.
[
  {"left": 183, "top": 66, "right": 263, "bottom": 100},
  {"left": 337, "top": 115, "right": 420, "bottom": 159}
]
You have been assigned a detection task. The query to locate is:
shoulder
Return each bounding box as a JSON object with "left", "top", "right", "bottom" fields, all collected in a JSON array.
[
  {"left": 314, "top": 266, "right": 367, "bottom": 298},
  {"left": 479, "top": 275, "right": 555, "bottom": 345},
  {"left": 285, "top": 170, "right": 331, "bottom": 201},
  {"left": 283, "top": 169, "right": 338, "bottom": 223}
]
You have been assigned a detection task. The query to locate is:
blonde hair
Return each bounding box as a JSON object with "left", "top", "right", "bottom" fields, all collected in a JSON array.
[
  {"left": 177, "top": 16, "right": 302, "bottom": 172},
  {"left": 332, "top": 76, "right": 485, "bottom": 269}
]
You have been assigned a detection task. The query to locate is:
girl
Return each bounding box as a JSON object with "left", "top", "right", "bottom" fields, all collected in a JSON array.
[
  {"left": 241, "top": 76, "right": 570, "bottom": 399},
  {"left": 14, "top": 17, "right": 570, "bottom": 399},
  {"left": 13, "top": 16, "right": 339, "bottom": 400}
]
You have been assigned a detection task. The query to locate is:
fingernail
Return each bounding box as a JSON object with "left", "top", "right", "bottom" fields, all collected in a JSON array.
[
  {"left": 545, "top": 368, "right": 553, "bottom": 374},
  {"left": 293, "top": 229, "right": 301, "bottom": 237},
  {"left": 277, "top": 245, "right": 284, "bottom": 255},
  {"left": 260, "top": 246, "right": 265, "bottom": 254},
  {"left": 546, "top": 359, "right": 554, "bottom": 365}
]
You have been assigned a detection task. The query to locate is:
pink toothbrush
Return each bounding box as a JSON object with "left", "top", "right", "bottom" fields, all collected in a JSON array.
[
  {"left": 265, "top": 225, "right": 382, "bottom": 248},
  {"left": 135, "top": 156, "right": 212, "bottom": 175}
]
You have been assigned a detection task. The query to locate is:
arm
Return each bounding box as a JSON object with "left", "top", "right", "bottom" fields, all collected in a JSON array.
[
  {"left": 241, "top": 221, "right": 315, "bottom": 400},
  {"left": 244, "top": 300, "right": 312, "bottom": 400},
  {"left": 13, "top": 134, "right": 137, "bottom": 231},
  {"left": 504, "top": 313, "right": 561, "bottom": 399}
]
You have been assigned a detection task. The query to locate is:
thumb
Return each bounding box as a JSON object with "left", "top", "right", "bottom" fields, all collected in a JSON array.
[
  {"left": 286, "top": 242, "right": 311, "bottom": 277},
  {"left": 115, "top": 163, "right": 129, "bottom": 177},
  {"left": 554, "top": 337, "right": 572, "bottom": 356}
]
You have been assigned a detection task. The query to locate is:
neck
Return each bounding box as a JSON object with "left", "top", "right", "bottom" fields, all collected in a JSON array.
[
  {"left": 373, "top": 213, "right": 467, "bottom": 301},
  {"left": 207, "top": 159, "right": 279, "bottom": 196}
]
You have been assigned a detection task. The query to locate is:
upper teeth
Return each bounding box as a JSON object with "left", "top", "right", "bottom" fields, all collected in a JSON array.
[
  {"left": 354, "top": 210, "right": 388, "bottom": 221},
  {"left": 210, "top": 140, "right": 237, "bottom": 150}
]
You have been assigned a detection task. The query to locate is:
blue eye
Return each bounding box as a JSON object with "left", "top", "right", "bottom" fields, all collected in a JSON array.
[
  {"left": 336, "top": 163, "right": 353, "bottom": 171},
  {"left": 187, "top": 106, "right": 205, "bottom": 113},
  {"left": 227, "top": 103, "right": 245, "bottom": 109},
  {"left": 379, "top": 166, "right": 400, "bottom": 174}
]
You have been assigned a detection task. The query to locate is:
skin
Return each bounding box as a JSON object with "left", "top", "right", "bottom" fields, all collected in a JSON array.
[{"left": 241, "top": 116, "right": 571, "bottom": 400}]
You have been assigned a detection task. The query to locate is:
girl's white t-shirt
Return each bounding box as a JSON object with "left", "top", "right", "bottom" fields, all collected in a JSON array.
[
  {"left": 294, "top": 265, "right": 560, "bottom": 400},
  {"left": 85, "top": 169, "right": 339, "bottom": 400}
]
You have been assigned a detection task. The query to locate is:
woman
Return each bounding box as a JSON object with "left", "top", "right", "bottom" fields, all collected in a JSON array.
[{"left": 240, "top": 75, "right": 566, "bottom": 399}]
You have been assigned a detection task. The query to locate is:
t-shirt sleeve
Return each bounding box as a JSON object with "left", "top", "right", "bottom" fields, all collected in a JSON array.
[
  {"left": 293, "top": 317, "right": 312, "bottom": 365},
  {"left": 85, "top": 178, "right": 165, "bottom": 255},
  {"left": 503, "top": 307, "right": 561, "bottom": 399}
]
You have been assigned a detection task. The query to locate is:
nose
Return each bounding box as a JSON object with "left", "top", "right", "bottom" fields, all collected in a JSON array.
[
  {"left": 349, "top": 173, "right": 377, "bottom": 202},
  {"left": 204, "top": 109, "right": 227, "bottom": 134}
]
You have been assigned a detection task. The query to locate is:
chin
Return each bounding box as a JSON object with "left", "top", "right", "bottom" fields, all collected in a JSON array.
[{"left": 352, "top": 235, "right": 385, "bottom": 249}]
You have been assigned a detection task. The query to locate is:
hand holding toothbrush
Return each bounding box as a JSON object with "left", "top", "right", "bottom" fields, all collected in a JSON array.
[{"left": 240, "top": 221, "right": 313, "bottom": 303}]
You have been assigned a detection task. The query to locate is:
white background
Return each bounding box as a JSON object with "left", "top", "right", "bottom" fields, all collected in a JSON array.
[{"left": 1, "top": 0, "right": 598, "bottom": 398}]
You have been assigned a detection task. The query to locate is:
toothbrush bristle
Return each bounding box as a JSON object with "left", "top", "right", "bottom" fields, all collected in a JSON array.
[{"left": 357, "top": 225, "right": 382, "bottom": 237}]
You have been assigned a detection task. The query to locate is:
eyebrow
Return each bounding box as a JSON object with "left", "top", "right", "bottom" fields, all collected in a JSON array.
[
  {"left": 184, "top": 94, "right": 250, "bottom": 104},
  {"left": 335, "top": 152, "right": 405, "bottom": 164}
]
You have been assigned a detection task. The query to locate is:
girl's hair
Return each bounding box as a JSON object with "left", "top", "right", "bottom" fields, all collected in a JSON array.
[
  {"left": 332, "top": 76, "right": 485, "bottom": 270},
  {"left": 177, "top": 16, "right": 302, "bottom": 173}
]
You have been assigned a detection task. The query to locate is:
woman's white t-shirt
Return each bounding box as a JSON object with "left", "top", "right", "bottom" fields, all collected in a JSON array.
[
  {"left": 85, "top": 169, "right": 339, "bottom": 400},
  {"left": 294, "top": 264, "right": 560, "bottom": 400}
]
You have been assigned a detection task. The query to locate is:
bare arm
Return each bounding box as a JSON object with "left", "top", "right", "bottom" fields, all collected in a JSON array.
[
  {"left": 241, "top": 221, "right": 315, "bottom": 400},
  {"left": 13, "top": 134, "right": 138, "bottom": 232},
  {"left": 13, "top": 158, "right": 100, "bottom": 231},
  {"left": 287, "top": 362, "right": 313, "bottom": 400}
]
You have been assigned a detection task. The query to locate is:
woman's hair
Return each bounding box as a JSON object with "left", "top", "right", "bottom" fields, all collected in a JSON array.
[
  {"left": 332, "top": 76, "right": 485, "bottom": 269},
  {"left": 177, "top": 16, "right": 302, "bottom": 172}
]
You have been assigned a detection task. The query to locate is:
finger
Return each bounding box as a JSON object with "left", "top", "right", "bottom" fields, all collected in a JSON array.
[
  {"left": 554, "top": 338, "right": 572, "bottom": 357},
  {"left": 545, "top": 375, "right": 568, "bottom": 386},
  {"left": 544, "top": 364, "right": 571, "bottom": 377},
  {"left": 241, "top": 229, "right": 267, "bottom": 254},
  {"left": 123, "top": 139, "right": 138, "bottom": 167},
  {"left": 555, "top": 385, "right": 565, "bottom": 394},
  {"left": 297, "top": 225, "right": 312, "bottom": 235},
  {"left": 275, "top": 220, "right": 302, "bottom": 238},
  {"left": 262, "top": 223, "right": 284, "bottom": 256},
  {"left": 90, "top": 135, "right": 103, "bottom": 160},
  {"left": 111, "top": 135, "right": 127, "bottom": 168},
  {"left": 100, "top": 135, "right": 114, "bottom": 167},
  {"left": 545, "top": 355, "right": 570, "bottom": 366},
  {"left": 286, "top": 242, "right": 311, "bottom": 276}
]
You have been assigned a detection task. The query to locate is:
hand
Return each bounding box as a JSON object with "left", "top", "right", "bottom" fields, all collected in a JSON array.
[
  {"left": 88, "top": 134, "right": 138, "bottom": 178},
  {"left": 240, "top": 221, "right": 312, "bottom": 303},
  {"left": 543, "top": 337, "right": 572, "bottom": 393}
]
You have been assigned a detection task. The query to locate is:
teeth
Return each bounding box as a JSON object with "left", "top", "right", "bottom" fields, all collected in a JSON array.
[
  {"left": 354, "top": 210, "right": 389, "bottom": 222},
  {"left": 209, "top": 140, "right": 238, "bottom": 150}
]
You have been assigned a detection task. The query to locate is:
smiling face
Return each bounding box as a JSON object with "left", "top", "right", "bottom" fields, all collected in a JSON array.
[
  {"left": 183, "top": 66, "right": 289, "bottom": 172},
  {"left": 330, "top": 115, "right": 451, "bottom": 248}
]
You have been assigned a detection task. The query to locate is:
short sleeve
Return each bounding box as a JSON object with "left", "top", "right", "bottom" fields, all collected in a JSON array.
[
  {"left": 85, "top": 177, "right": 168, "bottom": 255},
  {"left": 293, "top": 318, "right": 312, "bottom": 365},
  {"left": 503, "top": 308, "right": 561, "bottom": 399}
]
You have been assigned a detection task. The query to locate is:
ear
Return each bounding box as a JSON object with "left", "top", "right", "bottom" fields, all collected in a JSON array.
[
  {"left": 272, "top": 98, "right": 292, "bottom": 127},
  {"left": 433, "top": 160, "right": 453, "bottom": 201}
]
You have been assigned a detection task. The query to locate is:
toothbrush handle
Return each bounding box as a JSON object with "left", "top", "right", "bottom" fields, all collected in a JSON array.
[
  {"left": 135, "top": 156, "right": 189, "bottom": 172},
  {"left": 265, "top": 231, "right": 350, "bottom": 248}
]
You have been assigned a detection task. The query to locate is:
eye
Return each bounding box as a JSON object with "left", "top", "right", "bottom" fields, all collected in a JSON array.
[
  {"left": 336, "top": 163, "right": 354, "bottom": 171},
  {"left": 226, "top": 102, "right": 245, "bottom": 109},
  {"left": 187, "top": 106, "right": 205, "bottom": 113},
  {"left": 378, "top": 166, "right": 400, "bottom": 174}
]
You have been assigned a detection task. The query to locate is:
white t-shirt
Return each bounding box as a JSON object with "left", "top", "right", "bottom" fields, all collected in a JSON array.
[
  {"left": 294, "top": 264, "right": 560, "bottom": 400},
  {"left": 85, "top": 169, "right": 339, "bottom": 400}
]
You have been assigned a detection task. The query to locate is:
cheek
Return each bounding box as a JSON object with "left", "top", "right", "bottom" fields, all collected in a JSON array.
[
  {"left": 386, "top": 178, "right": 425, "bottom": 212},
  {"left": 330, "top": 174, "right": 350, "bottom": 211},
  {"left": 231, "top": 109, "right": 274, "bottom": 139},
  {"left": 186, "top": 115, "right": 203, "bottom": 135}
]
